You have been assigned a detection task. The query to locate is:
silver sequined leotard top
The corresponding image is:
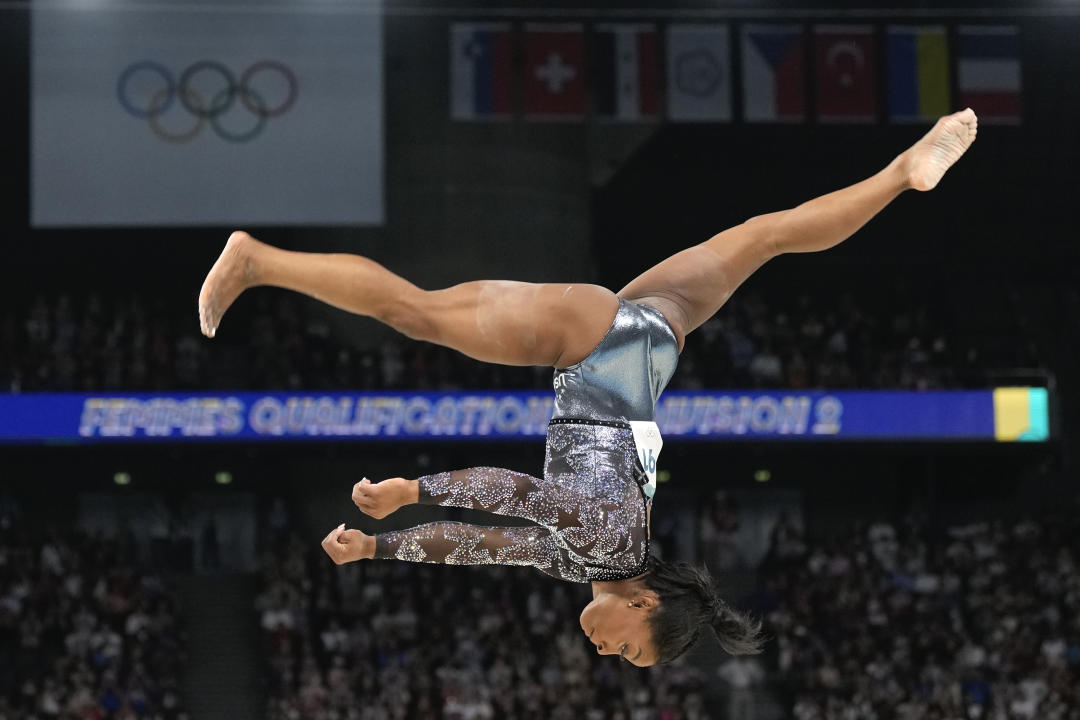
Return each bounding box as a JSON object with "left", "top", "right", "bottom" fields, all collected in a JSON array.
[{"left": 374, "top": 299, "right": 679, "bottom": 582}]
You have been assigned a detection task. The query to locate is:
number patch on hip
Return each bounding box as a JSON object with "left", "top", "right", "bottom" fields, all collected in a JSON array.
[{"left": 629, "top": 421, "right": 663, "bottom": 499}]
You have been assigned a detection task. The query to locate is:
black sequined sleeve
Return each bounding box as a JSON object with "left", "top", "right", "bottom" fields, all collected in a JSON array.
[
  {"left": 373, "top": 522, "right": 564, "bottom": 576},
  {"left": 413, "top": 468, "right": 553, "bottom": 524}
]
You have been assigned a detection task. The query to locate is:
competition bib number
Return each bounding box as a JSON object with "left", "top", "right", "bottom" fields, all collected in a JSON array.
[{"left": 629, "top": 421, "right": 663, "bottom": 499}]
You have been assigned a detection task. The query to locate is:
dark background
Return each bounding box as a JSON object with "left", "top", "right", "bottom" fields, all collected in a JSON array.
[{"left": 0, "top": 3, "right": 1077, "bottom": 717}]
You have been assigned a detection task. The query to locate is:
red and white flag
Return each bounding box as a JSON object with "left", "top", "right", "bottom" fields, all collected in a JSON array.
[
  {"left": 741, "top": 24, "right": 805, "bottom": 123},
  {"left": 957, "top": 25, "right": 1022, "bottom": 124},
  {"left": 524, "top": 23, "right": 586, "bottom": 119},
  {"left": 815, "top": 25, "right": 877, "bottom": 123},
  {"left": 593, "top": 23, "right": 660, "bottom": 121}
]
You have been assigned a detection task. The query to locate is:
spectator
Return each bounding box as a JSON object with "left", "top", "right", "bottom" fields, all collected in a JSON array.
[
  {"left": 0, "top": 524, "right": 186, "bottom": 719},
  {"left": 256, "top": 532, "right": 711, "bottom": 720},
  {"left": 0, "top": 288, "right": 1042, "bottom": 394},
  {"left": 717, "top": 656, "right": 765, "bottom": 720},
  {"left": 759, "top": 512, "right": 1080, "bottom": 718}
]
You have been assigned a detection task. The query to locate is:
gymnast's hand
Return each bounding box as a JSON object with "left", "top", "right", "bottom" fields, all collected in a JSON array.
[
  {"left": 321, "top": 524, "right": 374, "bottom": 564},
  {"left": 352, "top": 477, "right": 417, "bottom": 519}
]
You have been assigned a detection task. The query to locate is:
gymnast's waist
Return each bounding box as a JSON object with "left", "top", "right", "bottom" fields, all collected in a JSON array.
[{"left": 548, "top": 417, "right": 630, "bottom": 429}]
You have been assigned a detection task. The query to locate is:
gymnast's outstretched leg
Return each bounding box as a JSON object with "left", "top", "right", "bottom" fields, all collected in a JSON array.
[
  {"left": 199, "top": 239, "right": 620, "bottom": 369},
  {"left": 618, "top": 109, "right": 978, "bottom": 349}
]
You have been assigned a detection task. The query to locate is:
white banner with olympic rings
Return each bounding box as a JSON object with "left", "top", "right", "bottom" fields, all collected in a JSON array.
[{"left": 31, "top": 0, "right": 383, "bottom": 227}]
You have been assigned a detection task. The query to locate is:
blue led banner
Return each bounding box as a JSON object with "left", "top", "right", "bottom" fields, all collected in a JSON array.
[{"left": 0, "top": 389, "right": 1049, "bottom": 444}]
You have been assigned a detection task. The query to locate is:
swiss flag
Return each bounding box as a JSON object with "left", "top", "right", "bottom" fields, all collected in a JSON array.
[
  {"left": 815, "top": 25, "right": 877, "bottom": 123},
  {"left": 524, "top": 23, "right": 586, "bottom": 119}
]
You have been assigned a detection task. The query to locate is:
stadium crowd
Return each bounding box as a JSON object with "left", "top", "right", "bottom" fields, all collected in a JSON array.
[
  {"left": 0, "top": 516, "right": 187, "bottom": 720},
  {"left": 0, "top": 287, "right": 1038, "bottom": 394},
  {"left": 256, "top": 532, "right": 713, "bottom": 720},
  {"left": 758, "top": 509, "right": 1080, "bottom": 719}
]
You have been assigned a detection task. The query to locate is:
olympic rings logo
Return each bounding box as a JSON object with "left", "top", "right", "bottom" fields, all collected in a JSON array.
[{"left": 117, "top": 60, "right": 298, "bottom": 144}]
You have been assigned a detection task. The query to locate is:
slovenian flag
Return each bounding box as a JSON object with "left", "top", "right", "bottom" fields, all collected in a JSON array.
[
  {"left": 886, "top": 26, "right": 950, "bottom": 123},
  {"left": 958, "top": 25, "right": 1022, "bottom": 124},
  {"left": 592, "top": 24, "right": 660, "bottom": 121},
  {"left": 741, "top": 24, "right": 806, "bottom": 123},
  {"left": 450, "top": 23, "right": 513, "bottom": 120},
  {"left": 814, "top": 25, "right": 877, "bottom": 123}
]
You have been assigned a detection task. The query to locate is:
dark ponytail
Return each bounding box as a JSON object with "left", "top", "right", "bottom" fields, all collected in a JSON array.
[
  {"left": 710, "top": 596, "right": 765, "bottom": 657},
  {"left": 642, "top": 557, "right": 766, "bottom": 663}
]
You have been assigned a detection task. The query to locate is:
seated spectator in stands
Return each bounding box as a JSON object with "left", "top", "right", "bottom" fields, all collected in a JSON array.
[
  {"left": 0, "top": 523, "right": 186, "bottom": 719},
  {"left": 759, "top": 509, "right": 1080, "bottom": 719}
]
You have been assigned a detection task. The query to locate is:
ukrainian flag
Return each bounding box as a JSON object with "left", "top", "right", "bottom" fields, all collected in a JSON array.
[
  {"left": 887, "top": 26, "right": 950, "bottom": 122},
  {"left": 993, "top": 387, "right": 1050, "bottom": 442}
]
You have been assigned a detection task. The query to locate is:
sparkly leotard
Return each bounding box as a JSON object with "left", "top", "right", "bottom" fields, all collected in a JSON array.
[{"left": 374, "top": 299, "right": 679, "bottom": 582}]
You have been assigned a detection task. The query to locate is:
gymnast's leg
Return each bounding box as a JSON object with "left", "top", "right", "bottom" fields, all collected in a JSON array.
[
  {"left": 618, "top": 109, "right": 978, "bottom": 350},
  {"left": 198, "top": 235, "right": 619, "bottom": 369}
]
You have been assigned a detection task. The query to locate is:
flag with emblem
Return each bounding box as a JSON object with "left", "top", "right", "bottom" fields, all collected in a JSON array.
[
  {"left": 450, "top": 22, "right": 514, "bottom": 120},
  {"left": 741, "top": 24, "right": 805, "bottom": 123},
  {"left": 666, "top": 23, "right": 731, "bottom": 122},
  {"left": 524, "top": 23, "right": 586, "bottom": 119},
  {"left": 592, "top": 23, "right": 660, "bottom": 121},
  {"left": 886, "top": 25, "right": 950, "bottom": 123},
  {"left": 957, "top": 25, "right": 1022, "bottom": 124},
  {"left": 815, "top": 25, "right": 877, "bottom": 123}
]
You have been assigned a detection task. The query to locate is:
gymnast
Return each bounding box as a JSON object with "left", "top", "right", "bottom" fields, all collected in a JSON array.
[{"left": 199, "top": 109, "right": 978, "bottom": 666}]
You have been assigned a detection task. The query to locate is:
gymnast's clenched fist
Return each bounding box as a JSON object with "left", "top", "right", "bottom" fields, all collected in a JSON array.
[{"left": 320, "top": 523, "right": 374, "bottom": 565}]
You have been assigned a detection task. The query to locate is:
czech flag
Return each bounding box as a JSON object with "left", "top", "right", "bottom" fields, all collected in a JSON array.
[
  {"left": 958, "top": 25, "right": 1022, "bottom": 124},
  {"left": 886, "top": 26, "right": 950, "bottom": 123},
  {"left": 450, "top": 23, "right": 513, "bottom": 120},
  {"left": 741, "top": 24, "right": 806, "bottom": 123}
]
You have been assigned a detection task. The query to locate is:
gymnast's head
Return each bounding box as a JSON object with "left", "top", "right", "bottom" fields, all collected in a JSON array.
[{"left": 578, "top": 558, "right": 764, "bottom": 666}]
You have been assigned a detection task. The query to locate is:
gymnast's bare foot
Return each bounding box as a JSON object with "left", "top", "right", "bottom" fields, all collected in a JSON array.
[
  {"left": 903, "top": 108, "right": 978, "bottom": 192},
  {"left": 198, "top": 231, "right": 260, "bottom": 338}
]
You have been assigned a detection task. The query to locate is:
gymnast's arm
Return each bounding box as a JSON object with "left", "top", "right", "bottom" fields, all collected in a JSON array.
[
  {"left": 320, "top": 522, "right": 573, "bottom": 580},
  {"left": 351, "top": 467, "right": 552, "bottom": 525}
]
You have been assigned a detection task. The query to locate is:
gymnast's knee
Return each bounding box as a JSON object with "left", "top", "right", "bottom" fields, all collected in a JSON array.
[
  {"left": 376, "top": 290, "right": 439, "bottom": 342},
  {"left": 743, "top": 212, "right": 786, "bottom": 258}
]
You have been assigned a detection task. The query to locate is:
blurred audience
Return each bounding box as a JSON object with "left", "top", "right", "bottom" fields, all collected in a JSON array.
[
  {"left": 669, "top": 290, "right": 1040, "bottom": 391},
  {"left": 758, "top": 511, "right": 1080, "bottom": 719},
  {"left": 0, "top": 287, "right": 1040, "bottom": 393},
  {"left": 256, "top": 534, "right": 712, "bottom": 720},
  {"left": 0, "top": 521, "right": 187, "bottom": 720}
]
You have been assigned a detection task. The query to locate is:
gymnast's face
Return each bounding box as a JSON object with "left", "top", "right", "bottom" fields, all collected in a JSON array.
[{"left": 579, "top": 593, "right": 659, "bottom": 667}]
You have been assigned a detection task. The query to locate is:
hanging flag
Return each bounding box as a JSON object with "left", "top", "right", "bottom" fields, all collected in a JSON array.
[
  {"left": 957, "top": 25, "right": 1022, "bottom": 124},
  {"left": 666, "top": 23, "right": 732, "bottom": 123},
  {"left": 815, "top": 25, "right": 877, "bottom": 123},
  {"left": 592, "top": 24, "right": 660, "bottom": 121},
  {"left": 450, "top": 23, "right": 514, "bottom": 120},
  {"left": 741, "top": 24, "right": 805, "bottom": 123},
  {"left": 886, "top": 25, "right": 950, "bottom": 123},
  {"left": 524, "top": 23, "right": 586, "bottom": 119}
]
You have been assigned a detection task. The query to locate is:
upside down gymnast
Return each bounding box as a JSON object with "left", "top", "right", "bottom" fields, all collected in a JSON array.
[{"left": 198, "top": 110, "right": 978, "bottom": 667}]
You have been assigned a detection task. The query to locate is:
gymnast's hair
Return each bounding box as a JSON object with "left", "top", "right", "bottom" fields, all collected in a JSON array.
[{"left": 642, "top": 557, "right": 765, "bottom": 663}]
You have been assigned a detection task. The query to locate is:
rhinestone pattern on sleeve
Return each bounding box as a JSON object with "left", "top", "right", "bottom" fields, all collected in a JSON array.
[{"left": 372, "top": 421, "right": 650, "bottom": 583}]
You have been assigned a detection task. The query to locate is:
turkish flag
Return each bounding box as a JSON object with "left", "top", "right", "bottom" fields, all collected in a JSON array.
[
  {"left": 524, "top": 23, "right": 586, "bottom": 119},
  {"left": 815, "top": 25, "right": 877, "bottom": 123}
]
